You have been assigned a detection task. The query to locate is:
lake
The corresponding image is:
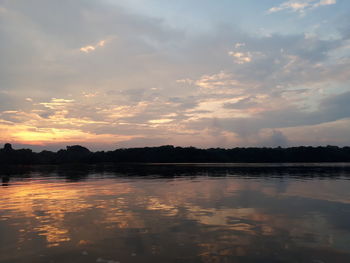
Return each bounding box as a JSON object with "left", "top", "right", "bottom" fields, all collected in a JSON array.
[{"left": 1, "top": 164, "right": 350, "bottom": 263}]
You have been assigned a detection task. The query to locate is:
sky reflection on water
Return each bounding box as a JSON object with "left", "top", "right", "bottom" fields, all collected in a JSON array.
[{"left": 1, "top": 165, "right": 350, "bottom": 263}]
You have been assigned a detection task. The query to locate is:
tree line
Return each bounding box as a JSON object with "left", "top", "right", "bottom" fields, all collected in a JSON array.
[{"left": 1, "top": 143, "right": 350, "bottom": 164}]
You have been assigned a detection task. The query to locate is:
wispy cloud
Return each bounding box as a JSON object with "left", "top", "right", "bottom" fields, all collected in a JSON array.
[
  {"left": 268, "top": 0, "right": 336, "bottom": 14},
  {"left": 80, "top": 40, "right": 106, "bottom": 53},
  {"left": 39, "top": 98, "right": 75, "bottom": 110},
  {"left": 228, "top": 51, "right": 252, "bottom": 64}
]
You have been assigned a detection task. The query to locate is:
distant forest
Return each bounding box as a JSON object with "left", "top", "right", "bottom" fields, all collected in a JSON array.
[{"left": 1, "top": 143, "right": 350, "bottom": 165}]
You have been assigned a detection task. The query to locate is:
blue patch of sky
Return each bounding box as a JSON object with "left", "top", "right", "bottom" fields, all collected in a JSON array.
[{"left": 109, "top": 0, "right": 347, "bottom": 39}]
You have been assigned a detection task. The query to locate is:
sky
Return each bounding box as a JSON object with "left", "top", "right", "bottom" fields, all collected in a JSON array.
[{"left": 0, "top": 0, "right": 350, "bottom": 150}]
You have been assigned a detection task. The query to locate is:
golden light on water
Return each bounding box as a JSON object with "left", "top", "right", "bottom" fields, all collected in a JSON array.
[
  {"left": 1, "top": 173, "right": 349, "bottom": 262},
  {"left": 0, "top": 179, "right": 133, "bottom": 247}
]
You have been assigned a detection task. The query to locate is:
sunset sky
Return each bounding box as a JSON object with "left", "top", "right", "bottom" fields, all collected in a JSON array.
[{"left": 1, "top": 0, "right": 350, "bottom": 150}]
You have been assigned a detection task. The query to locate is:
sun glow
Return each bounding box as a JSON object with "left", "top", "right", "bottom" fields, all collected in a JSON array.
[{"left": 0, "top": 123, "right": 131, "bottom": 146}]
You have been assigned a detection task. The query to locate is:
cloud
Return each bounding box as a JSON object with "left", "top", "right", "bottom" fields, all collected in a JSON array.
[
  {"left": 279, "top": 118, "right": 350, "bottom": 146},
  {"left": 195, "top": 72, "right": 240, "bottom": 90},
  {"left": 223, "top": 97, "right": 259, "bottom": 109},
  {"left": 149, "top": 119, "right": 174, "bottom": 124},
  {"left": 234, "top": 42, "right": 246, "bottom": 48},
  {"left": 228, "top": 51, "right": 252, "bottom": 64},
  {"left": 80, "top": 40, "right": 106, "bottom": 53},
  {"left": 0, "top": 0, "right": 349, "bottom": 149},
  {"left": 260, "top": 130, "right": 289, "bottom": 147},
  {"left": 268, "top": 0, "right": 336, "bottom": 14},
  {"left": 313, "top": 0, "right": 337, "bottom": 8},
  {"left": 39, "top": 98, "right": 75, "bottom": 110}
]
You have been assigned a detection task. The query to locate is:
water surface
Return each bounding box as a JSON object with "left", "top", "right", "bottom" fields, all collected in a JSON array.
[{"left": 1, "top": 164, "right": 350, "bottom": 263}]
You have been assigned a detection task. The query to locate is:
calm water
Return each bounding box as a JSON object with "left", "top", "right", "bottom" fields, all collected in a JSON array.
[{"left": 1, "top": 164, "right": 350, "bottom": 263}]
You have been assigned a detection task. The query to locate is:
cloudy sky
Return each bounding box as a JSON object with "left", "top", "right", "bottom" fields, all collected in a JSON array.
[{"left": 0, "top": 0, "right": 349, "bottom": 150}]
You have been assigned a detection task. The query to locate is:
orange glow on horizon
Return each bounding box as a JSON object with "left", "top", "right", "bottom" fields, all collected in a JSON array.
[{"left": 0, "top": 123, "right": 132, "bottom": 146}]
